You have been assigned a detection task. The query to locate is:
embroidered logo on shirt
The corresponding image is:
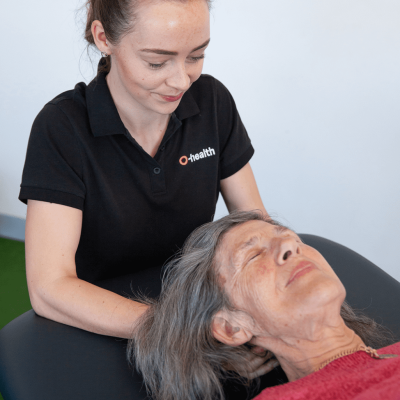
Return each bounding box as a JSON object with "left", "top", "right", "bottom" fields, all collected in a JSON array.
[{"left": 179, "top": 147, "right": 215, "bottom": 166}]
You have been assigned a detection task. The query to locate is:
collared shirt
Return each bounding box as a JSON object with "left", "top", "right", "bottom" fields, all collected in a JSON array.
[{"left": 19, "top": 64, "right": 254, "bottom": 285}]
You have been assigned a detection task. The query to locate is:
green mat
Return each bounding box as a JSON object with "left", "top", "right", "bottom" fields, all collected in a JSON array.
[
  {"left": 0, "top": 237, "right": 31, "bottom": 330},
  {"left": 0, "top": 237, "right": 31, "bottom": 400}
]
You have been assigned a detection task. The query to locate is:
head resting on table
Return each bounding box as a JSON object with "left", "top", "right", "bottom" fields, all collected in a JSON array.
[{"left": 128, "top": 210, "right": 390, "bottom": 400}]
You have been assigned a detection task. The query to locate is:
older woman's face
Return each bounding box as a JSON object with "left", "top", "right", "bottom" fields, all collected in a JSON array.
[{"left": 217, "top": 221, "right": 346, "bottom": 339}]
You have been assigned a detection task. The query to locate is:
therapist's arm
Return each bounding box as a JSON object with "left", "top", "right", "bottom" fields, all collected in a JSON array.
[
  {"left": 220, "top": 162, "right": 269, "bottom": 216},
  {"left": 25, "top": 200, "right": 148, "bottom": 339}
]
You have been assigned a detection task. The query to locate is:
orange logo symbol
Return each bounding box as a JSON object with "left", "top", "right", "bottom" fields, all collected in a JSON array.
[
  {"left": 179, "top": 148, "right": 215, "bottom": 166},
  {"left": 179, "top": 156, "right": 188, "bottom": 165}
]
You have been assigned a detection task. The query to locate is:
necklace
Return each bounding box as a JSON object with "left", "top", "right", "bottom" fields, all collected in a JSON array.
[{"left": 314, "top": 344, "right": 398, "bottom": 372}]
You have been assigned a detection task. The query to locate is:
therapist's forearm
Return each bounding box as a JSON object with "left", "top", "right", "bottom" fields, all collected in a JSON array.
[
  {"left": 32, "top": 275, "right": 148, "bottom": 339},
  {"left": 221, "top": 163, "right": 269, "bottom": 216}
]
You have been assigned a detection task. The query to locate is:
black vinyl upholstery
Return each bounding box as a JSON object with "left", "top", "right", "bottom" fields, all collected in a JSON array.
[
  {"left": 0, "top": 234, "right": 399, "bottom": 400},
  {"left": 300, "top": 234, "right": 400, "bottom": 339}
]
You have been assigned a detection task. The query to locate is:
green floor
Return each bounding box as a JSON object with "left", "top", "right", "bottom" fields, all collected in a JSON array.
[{"left": 0, "top": 237, "right": 32, "bottom": 400}]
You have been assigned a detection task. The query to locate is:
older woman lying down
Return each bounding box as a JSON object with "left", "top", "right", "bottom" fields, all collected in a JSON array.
[{"left": 127, "top": 211, "right": 399, "bottom": 400}]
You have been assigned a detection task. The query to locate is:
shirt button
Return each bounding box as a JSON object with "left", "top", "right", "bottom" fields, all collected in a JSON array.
[
  {"left": 153, "top": 167, "right": 161, "bottom": 175},
  {"left": 160, "top": 146, "right": 165, "bottom": 152}
]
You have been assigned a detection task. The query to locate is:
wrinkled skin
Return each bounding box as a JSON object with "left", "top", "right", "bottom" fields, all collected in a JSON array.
[
  {"left": 213, "top": 220, "right": 364, "bottom": 381},
  {"left": 93, "top": 0, "right": 270, "bottom": 379}
]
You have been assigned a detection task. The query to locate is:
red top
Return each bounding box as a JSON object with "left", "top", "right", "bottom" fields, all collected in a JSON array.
[{"left": 253, "top": 342, "right": 400, "bottom": 400}]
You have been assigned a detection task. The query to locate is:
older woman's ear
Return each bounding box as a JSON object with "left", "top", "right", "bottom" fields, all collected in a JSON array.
[{"left": 212, "top": 310, "right": 253, "bottom": 346}]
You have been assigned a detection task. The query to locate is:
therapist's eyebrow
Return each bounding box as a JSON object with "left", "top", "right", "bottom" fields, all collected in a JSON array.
[{"left": 140, "top": 38, "right": 210, "bottom": 55}]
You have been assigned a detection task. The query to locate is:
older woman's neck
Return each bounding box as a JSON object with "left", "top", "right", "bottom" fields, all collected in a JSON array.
[{"left": 258, "top": 320, "right": 365, "bottom": 382}]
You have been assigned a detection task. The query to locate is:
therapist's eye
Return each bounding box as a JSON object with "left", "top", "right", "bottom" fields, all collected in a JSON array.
[
  {"left": 149, "top": 62, "right": 166, "bottom": 70},
  {"left": 149, "top": 54, "right": 206, "bottom": 70},
  {"left": 188, "top": 54, "right": 205, "bottom": 63}
]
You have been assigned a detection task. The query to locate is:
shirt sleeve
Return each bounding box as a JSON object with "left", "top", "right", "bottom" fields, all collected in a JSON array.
[
  {"left": 18, "top": 102, "right": 86, "bottom": 210},
  {"left": 214, "top": 78, "right": 255, "bottom": 180}
]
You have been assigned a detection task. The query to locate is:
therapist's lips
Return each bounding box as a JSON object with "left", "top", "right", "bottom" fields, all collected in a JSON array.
[
  {"left": 286, "top": 261, "right": 316, "bottom": 287},
  {"left": 159, "top": 92, "right": 184, "bottom": 102}
]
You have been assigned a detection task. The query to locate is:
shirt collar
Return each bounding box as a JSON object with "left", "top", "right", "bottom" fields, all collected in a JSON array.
[{"left": 85, "top": 59, "right": 200, "bottom": 138}]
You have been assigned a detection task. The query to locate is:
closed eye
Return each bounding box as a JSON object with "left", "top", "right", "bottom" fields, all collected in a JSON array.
[
  {"left": 249, "top": 248, "right": 267, "bottom": 262},
  {"left": 149, "top": 54, "right": 205, "bottom": 70}
]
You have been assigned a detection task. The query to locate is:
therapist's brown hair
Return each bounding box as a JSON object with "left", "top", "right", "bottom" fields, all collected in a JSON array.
[{"left": 83, "top": 0, "right": 213, "bottom": 74}]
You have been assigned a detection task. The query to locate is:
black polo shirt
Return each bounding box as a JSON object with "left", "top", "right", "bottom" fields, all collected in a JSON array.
[{"left": 19, "top": 63, "right": 254, "bottom": 285}]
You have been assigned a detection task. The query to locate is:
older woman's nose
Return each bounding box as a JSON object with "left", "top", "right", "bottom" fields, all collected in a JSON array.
[{"left": 276, "top": 237, "right": 300, "bottom": 265}]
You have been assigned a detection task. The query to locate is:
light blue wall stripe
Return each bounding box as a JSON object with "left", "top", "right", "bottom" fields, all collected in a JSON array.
[{"left": 0, "top": 214, "right": 25, "bottom": 242}]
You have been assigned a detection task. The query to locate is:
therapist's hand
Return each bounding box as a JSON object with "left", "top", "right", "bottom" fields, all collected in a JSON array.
[{"left": 223, "top": 346, "right": 279, "bottom": 379}]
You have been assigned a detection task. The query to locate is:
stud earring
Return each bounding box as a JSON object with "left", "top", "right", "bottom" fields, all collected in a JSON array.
[{"left": 101, "top": 40, "right": 109, "bottom": 57}]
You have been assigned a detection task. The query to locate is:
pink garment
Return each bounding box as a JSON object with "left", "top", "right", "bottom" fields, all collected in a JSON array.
[{"left": 253, "top": 342, "right": 400, "bottom": 400}]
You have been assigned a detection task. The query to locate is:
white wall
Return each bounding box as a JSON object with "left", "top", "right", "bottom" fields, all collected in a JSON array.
[{"left": 1, "top": 0, "right": 399, "bottom": 280}]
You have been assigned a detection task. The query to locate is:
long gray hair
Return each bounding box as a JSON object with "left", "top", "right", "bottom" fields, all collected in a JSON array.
[{"left": 127, "top": 210, "right": 393, "bottom": 400}]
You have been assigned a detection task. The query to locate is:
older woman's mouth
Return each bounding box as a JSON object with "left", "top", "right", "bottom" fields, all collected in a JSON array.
[{"left": 286, "top": 261, "right": 316, "bottom": 287}]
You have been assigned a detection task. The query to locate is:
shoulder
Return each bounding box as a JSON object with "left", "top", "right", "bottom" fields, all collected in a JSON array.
[
  {"left": 29, "top": 82, "right": 91, "bottom": 153},
  {"left": 48, "top": 80, "right": 87, "bottom": 107},
  {"left": 35, "top": 81, "right": 88, "bottom": 126},
  {"left": 190, "top": 73, "right": 232, "bottom": 96},
  {"left": 189, "top": 74, "right": 236, "bottom": 107},
  {"left": 379, "top": 341, "right": 400, "bottom": 354}
]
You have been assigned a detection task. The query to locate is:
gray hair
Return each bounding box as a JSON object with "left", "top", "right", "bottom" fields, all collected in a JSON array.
[{"left": 127, "top": 210, "right": 394, "bottom": 400}]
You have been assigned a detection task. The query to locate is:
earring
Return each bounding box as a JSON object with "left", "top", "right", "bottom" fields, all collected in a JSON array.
[{"left": 101, "top": 39, "right": 109, "bottom": 57}]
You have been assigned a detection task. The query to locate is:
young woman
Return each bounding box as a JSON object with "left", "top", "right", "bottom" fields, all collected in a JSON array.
[{"left": 19, "top": 0, "right": 274, "bottom": 395}]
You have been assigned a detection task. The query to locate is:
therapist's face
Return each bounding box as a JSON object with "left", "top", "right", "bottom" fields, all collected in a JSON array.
[
  {"left": 217, "top": 220, "right": 346, "bottom": 340},
  {"left": 104, "top": 0, "right": 210, "bottom": 116}
]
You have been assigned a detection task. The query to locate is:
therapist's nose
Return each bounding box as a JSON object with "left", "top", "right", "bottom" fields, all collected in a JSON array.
[
  {"left": 166, "top": 62, "right": 191, "bottom": 93},
  {"left": 276, "top": 236, "right": 300, "bottom": 265}
]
